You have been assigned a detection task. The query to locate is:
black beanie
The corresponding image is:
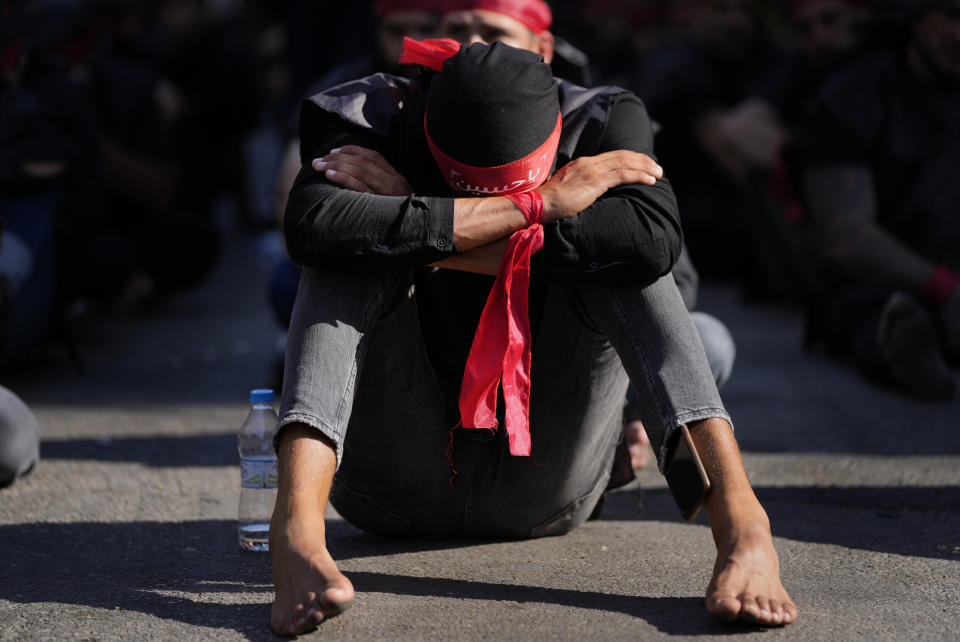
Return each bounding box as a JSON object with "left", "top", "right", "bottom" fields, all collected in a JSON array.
[{"left": 425, "top": 41, "right": 560, "bottom": 168}]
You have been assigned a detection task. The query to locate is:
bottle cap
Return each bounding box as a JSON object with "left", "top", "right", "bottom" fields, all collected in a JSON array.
[{"left": 249, "top": 388, "right": 274, "bottom": 403}]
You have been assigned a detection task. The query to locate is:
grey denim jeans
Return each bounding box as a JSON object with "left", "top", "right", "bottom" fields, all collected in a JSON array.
[{"left": 278, "top": 267, "right": 730, "bottom": 540}]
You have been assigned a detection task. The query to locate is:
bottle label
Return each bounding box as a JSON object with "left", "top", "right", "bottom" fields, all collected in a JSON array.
[{"left": 240, "top": 457, "right": 278, "bottom": 489}]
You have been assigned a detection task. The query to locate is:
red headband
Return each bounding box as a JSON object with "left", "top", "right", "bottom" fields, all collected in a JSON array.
[
  {"left": 398, "top": 36, "right": 461, "bottom": 70},
  {"left": 425, "top": 112, "right": 561, "bottom": 196},
  {"left": 448, "top": 0, "right": 553, "bottom": 33}
]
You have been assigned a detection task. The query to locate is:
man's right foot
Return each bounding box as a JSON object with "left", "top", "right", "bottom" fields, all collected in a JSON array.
[
  {"left": 269, "top": 508, "right": 355, "bottom": 636},
  {"left": 624, "top": 419, "right": 652, "bottom": 470}
]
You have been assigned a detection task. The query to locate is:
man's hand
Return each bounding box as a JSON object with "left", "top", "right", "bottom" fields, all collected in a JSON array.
[
  {"left": 312, "top": 146, "right": 412, "bottom": 196},
  {"left": 537, "top": 150, "right": 663, "bottom": 223}
]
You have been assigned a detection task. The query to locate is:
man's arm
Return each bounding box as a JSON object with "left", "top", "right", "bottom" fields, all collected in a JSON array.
[
  {"left": 802, "top": 165, "right": 937, "bottom": 290},
  {"left": 804, "top": 164, "right": 960, "bottom": 352},
  {"left": 291, "top": 142, "right": 666, "bottom": 275},
  {"left": 538, "top": 94, "right": 683, "bottom": 283}
]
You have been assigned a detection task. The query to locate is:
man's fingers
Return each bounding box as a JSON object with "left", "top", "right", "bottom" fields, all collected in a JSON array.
[
  {"left": 596, "top": 150, "right": 663, "bottom": 180},
  {"left": 317, "top": 146, "right": 403, "bottom": 180},
  {"left": 313, "top": 157, "right": 393, "bottom": 194},
  {"left": 333, "top": 145, "right": 399, "bottom": 176},
  {"left": 320, "top": 167, "right": 372, "bottom": 193},
  {"left": 312, "top": 147, "right": 411, "bottom": 195},
  {"left": 563, "top": 150, "right": 663, "bottom": 188}
]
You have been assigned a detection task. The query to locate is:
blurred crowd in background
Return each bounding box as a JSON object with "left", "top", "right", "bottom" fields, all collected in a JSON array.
[{"left": 0, "top": 0, "right": 957, "bottom": 414}]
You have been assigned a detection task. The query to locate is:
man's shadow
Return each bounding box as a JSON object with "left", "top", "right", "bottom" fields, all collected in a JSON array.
[
  {"left": 600, "top": 485, "right": 960, "bottom": 561},
  {"left": 0, "top": 519, "right": 756, "bottom": 637}
]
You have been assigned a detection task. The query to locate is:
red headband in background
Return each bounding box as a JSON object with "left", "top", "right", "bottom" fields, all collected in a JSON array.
[{"left": 448, "top": 0, "right": 553, "bottom": 33}]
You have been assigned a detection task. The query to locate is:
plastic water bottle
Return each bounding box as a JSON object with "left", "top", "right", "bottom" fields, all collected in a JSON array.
[{"left": 238, "top": 388, "right": 279, "bottom": 551}]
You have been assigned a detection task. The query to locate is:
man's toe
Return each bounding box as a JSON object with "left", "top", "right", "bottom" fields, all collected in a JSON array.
[
  {"left": 706, "top": 594, "right": 741, "bottom": 621},
  {"left": 318, "top": 582, "right": 354, "bottom": 615},
  {"left": 767, "top": 599, "right": 784, "bottom": 625},
  {"left": 738, "top": 594, "right": 762, "bottom": 622},
  {"left": 782, "top": 601, "right": 799, "bottom": 624},
  {"left": 755, "top": 596, "right": 774, "bottom": 622}
]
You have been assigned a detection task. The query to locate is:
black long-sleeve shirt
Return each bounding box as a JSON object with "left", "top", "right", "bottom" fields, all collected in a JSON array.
[
  {"left": 283, "top": 75, "right": 682, "bottom": 285},
  {"left": 282, "top": 75, "right": 684, "bottom": 421}
]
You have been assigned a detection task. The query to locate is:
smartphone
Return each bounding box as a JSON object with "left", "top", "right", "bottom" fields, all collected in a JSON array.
[{"left": 664, "top": 424, "right": 711, "bottom": 521}]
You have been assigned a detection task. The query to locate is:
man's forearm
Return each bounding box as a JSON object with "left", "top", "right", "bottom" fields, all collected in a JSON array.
[
  {"left": 451, "top": 197, "right": 528, "bottom": 252},
  {"left": 804, "top": 167, "right": 936, "bottom": 292},
  {"left": 841, "top": 224, "right": 937, "bottom": 290},
  {"left": 430, "top": 238, "right": 509, "bottom": 275}
]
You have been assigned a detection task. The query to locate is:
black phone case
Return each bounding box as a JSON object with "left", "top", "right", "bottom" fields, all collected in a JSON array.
[{"left": 664, "top": 424, "right": 711, "bottom": 521}]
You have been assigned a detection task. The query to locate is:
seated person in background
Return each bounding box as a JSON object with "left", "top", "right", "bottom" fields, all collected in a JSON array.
[
  {"left": 760, "top": 0, "right": 874, "bottom": 127},
  {"left": 269, "top": 30, "right": 797, "bottom": 635},
  {"left": 637, "top": 0, "right": 787, "bottom": 285},
  {"left": 267, "top": 0, "right": 446, "bottom": 370},
  {"left": 794, "top": 0, "right": 960, "bottom": 399}
]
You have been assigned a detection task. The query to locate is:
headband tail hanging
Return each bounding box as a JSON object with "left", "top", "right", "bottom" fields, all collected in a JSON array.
[{"left": 398, "top": 36, "right": 462, "bottom": 71}]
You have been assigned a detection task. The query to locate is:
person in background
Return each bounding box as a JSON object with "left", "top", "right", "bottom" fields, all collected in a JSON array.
[
  {"left": 266, "top": 1, "right": 446, "bottom": 388},
  {"left": 720, "top": 0, "right": 877, "bottom": 306},
  {"left": 794, "top": 0, "right": 960, "bottom": 399},
  {"left": 637, "top": 0, "right": 788, "bottom": 292}
]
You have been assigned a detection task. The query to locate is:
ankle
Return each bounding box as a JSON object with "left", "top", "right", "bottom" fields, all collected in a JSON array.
[
  {"left": 275, "top": 490, "right": 327, "bottom": 519},
  {"left": 706, "top": 491, "right": 771, "bottom": 539}
]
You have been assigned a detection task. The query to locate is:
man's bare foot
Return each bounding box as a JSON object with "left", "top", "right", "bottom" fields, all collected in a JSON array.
[
  {"left": 270, "top": 507, "right": 355, "bottom": 635},
  {"left": 705, "top": 512, "right": 798, "bottom": 626},
  {"left": 687, "top": 418, "right": 798, "bottom": 626},
  {"left": 623, "top": 419, "right": 651, "bottom": 470}
]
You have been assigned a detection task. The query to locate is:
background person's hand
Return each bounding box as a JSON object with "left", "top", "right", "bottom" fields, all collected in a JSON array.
[
  {"left": 311, "top": 146, "right": 412, "bottom": 196},
  {"left": 537, "top": 150, "right": 662, "bottom": 223}
]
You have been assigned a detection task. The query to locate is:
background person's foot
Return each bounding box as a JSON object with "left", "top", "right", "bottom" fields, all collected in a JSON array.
[{"left": 877, "top": 292, "right": 955, "bottom": 400}]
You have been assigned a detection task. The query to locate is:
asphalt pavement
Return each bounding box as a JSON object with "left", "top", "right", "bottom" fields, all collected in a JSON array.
[{"left": 1, "top": 230, "right": 958, "bottom": 641}]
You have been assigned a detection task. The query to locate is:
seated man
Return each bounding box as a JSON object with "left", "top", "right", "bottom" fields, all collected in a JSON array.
[{"left": 270, "top": 33, "right": 797, "bottom": 636}]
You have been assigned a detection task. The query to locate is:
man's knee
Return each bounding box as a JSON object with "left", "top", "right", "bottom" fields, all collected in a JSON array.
[
  {"left": 691, "top": 312, "right": 736, "bottom": 388},
  {"left": 0, "top": 387, "right": 39, "bottom": 487}
]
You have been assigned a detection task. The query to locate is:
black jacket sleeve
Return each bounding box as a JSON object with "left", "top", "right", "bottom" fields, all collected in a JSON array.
[
  {"left": 283, "top": 100, "right": 458, "bottom": 271},
  {"left": 538, "top": 94, "right": 683, "bottom": 284},
  {"left": 284, "top": 89, "right": 681, "bottom": 280}
]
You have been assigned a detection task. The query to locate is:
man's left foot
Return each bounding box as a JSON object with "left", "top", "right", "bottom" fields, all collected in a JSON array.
[{"left": 705, "top": 517, "right": 798, "bottom": 626}]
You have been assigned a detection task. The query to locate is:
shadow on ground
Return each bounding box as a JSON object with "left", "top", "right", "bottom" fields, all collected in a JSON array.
[
  {"left": 0, "top": 520, "right": 764, "bottom": 638},
  {"left": 598, "top": 486, "right": 960, "bottom": 561},
  {"left": 30, "top": 429, "right": 960, "bottom": 563},
  {"left": 40, "top": 434, "right": 237, "bottom": 467}
]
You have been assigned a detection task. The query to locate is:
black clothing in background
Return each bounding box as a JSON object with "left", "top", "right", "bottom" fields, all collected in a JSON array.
[
  {"left": 794, "top": 52, "right": 960, "bottom": 274},
  {"left": 638, "top": 40, "right": 786, "bottom": 280},
  {"left": 792, "top": 51, "right": 960, "bottom": 354}
]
